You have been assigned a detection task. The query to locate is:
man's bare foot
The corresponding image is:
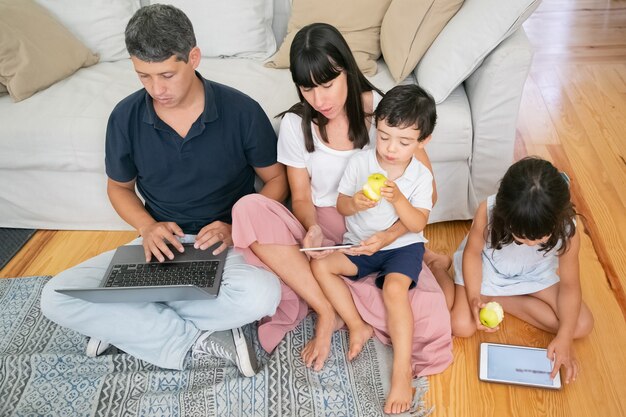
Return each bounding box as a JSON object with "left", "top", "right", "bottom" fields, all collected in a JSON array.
[
  {"left": 423, "top": 248, "right": 452, "bottom": 272},
  {"left": 301, "top": 313, "right": 343, "bottom": 371},
  {"left": 384, "top": 369, "right": 413, "bottom": 414},
  {"left": 347, "top": 322, "right": 373, "bottom": 361}
]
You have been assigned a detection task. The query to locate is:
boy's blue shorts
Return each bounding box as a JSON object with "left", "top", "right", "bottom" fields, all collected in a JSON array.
[{"left": 345, "top": 242, "right": 425, "bottom": 289}]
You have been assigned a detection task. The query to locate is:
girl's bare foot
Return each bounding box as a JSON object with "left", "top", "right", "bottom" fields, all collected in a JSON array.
[
  {"left": 423, "top": 248, "right": 452, "bottom": 271},
  {"left": 384, "top": 369, "right": 413, "bottom": 414},
  {"left": 301, "top": 313, "right": 343, "bottom": 371},
  {"left": 347, "top": 322, "right": 374, "bottom": 361}
]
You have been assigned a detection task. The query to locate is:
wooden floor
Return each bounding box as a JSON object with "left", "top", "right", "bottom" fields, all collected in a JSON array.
[{"left": 1, "top": 0, "right": 625, "bottom": 416}]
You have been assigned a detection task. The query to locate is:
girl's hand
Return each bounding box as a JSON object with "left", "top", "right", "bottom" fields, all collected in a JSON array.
[
  {"left": 302, "top": 224, "right": 332, "bottom": 259},
  {"left": 353, "top": 191, "right": 377, "bottom": 212},
  {"left": 380, "top": 180, "right": 404, "bottom": 204},
  {"left": 470, "top": 297, "right": 500, "bottom": 333},
  {"left": 547, "top": 335, "right": 578, "bottom": 383}
]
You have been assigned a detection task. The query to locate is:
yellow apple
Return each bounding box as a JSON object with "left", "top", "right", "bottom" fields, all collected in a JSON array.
[
  {"left": 362, "top": 173, "right": 387, "bottom": 201},
  {"left": 479, "top": 301, "right": 504, "bottom": 328}
]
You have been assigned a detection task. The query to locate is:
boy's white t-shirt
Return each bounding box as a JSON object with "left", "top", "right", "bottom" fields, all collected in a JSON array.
[
  {"left": 277, "top": 91, "right": 382, "bottom": 207},
  {"left": 337, "top": 148, "right": 433, "bottom": 251}
]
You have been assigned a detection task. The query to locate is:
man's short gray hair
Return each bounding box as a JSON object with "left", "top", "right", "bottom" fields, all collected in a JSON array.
[{"left": 125, "top": 4, "right": 196, "bottom": 63}]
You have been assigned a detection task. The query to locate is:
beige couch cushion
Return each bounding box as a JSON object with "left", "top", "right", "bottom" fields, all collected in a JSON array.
[
  {"left": 265, "top": 0, "right": 391, "bottom": 76},
  {"left": 381, "top": 0, "right": 463, "bottom": 83},
  {"left": 0, "top": 0, "right": 99, "bottom": 102},
  {"left": 0, "top": 84, "right": 7, "bottom": 96}
]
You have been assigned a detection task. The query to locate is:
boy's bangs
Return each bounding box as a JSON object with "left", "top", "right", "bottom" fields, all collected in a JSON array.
[{"left": 292, "top": 53, "right": 342, "bottom": 88}]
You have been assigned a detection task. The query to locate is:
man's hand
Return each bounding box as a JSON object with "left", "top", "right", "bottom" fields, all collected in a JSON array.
[
  {"left": 195, "top": 221, "right": 232, "bottom": 255},
  {"left": 139, "top": 222, "right": 185, "bottom": 262},
  {"left": 547, "top": 335, "right": 578, "bottom": 383}
]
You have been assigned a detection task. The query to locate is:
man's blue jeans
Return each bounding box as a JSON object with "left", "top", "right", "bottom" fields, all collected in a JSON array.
[{"left": 40, "top": 236, "right": 281, "bottom": 370}]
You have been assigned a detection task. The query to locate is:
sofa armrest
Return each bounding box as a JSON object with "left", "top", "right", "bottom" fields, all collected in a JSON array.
[{"left": 465, "top": 27, "right": 533, "bottom": 204}]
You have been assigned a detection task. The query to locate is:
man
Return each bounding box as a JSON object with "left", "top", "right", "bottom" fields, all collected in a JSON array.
[{"left": 40, "top": 4, "right": 287, "bottom": 377}]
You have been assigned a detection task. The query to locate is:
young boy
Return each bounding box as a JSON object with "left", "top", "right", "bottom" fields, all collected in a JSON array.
[{"left": 311, "top": 84, "right": 437, "bottom": 415}]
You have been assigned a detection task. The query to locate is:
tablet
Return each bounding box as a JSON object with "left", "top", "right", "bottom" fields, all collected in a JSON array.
[
  {"left": 479, "top": 343, "right": 561, "bottom": 389},
  {"left": 299, "top": 244, "right": 356, "bottom": 252}
]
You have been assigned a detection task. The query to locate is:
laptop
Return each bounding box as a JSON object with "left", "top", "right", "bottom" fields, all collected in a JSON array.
[{"left": 55, "top": 242, "right": 227, "bottom": 303}]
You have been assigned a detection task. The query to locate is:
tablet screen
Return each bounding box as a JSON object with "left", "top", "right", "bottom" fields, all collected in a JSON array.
[{"left": 487, "top": 345, "right": 555, "bottom": 387}]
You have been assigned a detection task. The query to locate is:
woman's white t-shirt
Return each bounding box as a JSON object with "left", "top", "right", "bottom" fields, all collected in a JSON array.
[{"left": 277, "top": 91, "right": 382, "bottom": 207}]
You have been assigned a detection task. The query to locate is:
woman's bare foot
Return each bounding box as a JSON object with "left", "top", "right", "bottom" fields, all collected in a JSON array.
[
  {"left": 384, "top": 369, "right": 414, "bottom": 414},
  {"left": 301, "top": 313, "right": 343, "bottom": 371},
  {"left": 423, "top": 248, "right": 452, "bottom": 271},
  {"left": 424, "top": 248, "right": 456, "bottom": 310},
  {"left": 347, "top": 322, "right": 374, "bottom": 361}
]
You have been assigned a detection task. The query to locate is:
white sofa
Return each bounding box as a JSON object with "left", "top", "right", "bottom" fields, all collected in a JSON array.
[{"left": 0, "top": 0, "right": 538, "bottom": 230}]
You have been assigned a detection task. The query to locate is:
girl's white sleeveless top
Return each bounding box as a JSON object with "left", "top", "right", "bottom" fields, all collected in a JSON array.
[{"left": 453, "top": 195, "right": 564, "bottom": 296}]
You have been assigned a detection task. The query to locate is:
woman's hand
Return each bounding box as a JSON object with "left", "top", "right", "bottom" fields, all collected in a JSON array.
[
  {"left": 547, "top": 335, "right": 578, "bottom": 383},
  {"left": 470, "top": 297, "right": 499, "bottom": 333},
  {"left": 302, "top": 224, "right": 333, "bottom": 259}
]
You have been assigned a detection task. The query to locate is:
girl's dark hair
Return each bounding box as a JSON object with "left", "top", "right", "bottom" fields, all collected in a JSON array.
[
  {"left": 280, "top": 23, "right": 383, "bottom": 152},
  {"left": 490, "top": 157, "right": 576, "bottom": 254}
]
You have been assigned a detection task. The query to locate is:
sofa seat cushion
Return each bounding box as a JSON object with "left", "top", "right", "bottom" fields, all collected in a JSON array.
[{"left": 0, "top": 60, "right": 139, "bottom": 175}]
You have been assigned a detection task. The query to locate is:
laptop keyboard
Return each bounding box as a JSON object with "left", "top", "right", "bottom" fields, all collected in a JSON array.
[{"left": 104, "top": 261, "right": 219, "bottom": 288}]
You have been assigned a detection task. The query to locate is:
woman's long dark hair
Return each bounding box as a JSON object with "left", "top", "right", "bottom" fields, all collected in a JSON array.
[
  {"left": 489, "top": 157, "right": 576, "bottom": 254},
  {"left": 280, "top": 23, "right": 383, "bottom": 152}
]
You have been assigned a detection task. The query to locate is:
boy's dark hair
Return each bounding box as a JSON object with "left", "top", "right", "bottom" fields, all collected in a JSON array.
[
  {"left": 490, "top": 157, "right": 576, "bottom": 254},
  {"left": 125, "top": 4, "right": 196, "bottom": 63},
  {"left": 281, "top": 23, "right": 383, "bottom": 152},
  {"left": 374, "top": 85, "right": 437, "bottom": 142}
]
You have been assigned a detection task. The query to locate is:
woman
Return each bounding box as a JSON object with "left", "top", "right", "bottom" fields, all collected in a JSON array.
[{"left": 232, "top": 23, "right": 451, "bottom": 380}]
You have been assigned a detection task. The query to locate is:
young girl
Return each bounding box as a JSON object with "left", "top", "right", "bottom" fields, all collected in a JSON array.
[{"left": 448, "top": 157, "right": 594, "bottom": 384}]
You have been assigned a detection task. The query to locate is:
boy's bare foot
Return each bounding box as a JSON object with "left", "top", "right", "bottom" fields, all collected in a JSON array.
[
  {"left": 301, "top": 313, "right": 343, "bottom": 371},
  {"left": 423, "top": 248, "right": 452, "bottom": 272},
  {"left": 347, "top": 322, "right": 374, "bottom": 361},
  {"left": 384, "top": 369, "right": 414, "bottom": 414}
]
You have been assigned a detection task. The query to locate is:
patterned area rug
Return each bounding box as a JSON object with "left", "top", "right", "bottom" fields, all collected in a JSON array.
[
  {"left": 0, "top": 276, "right": 430, "bottom": 417},
  {"left": 0, "top": 228, "right": 36, "bottom": 270}
]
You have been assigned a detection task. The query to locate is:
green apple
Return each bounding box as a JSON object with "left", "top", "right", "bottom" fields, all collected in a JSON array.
[
  {"left": 362, "top": 173, "right": 387, "bottom": 201},
  {"left": 479, "top": 301, "right": 504, "bottom": 328}
]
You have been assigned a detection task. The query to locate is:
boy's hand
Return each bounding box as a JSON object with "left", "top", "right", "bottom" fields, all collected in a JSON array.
[
  {"left": 353, "top": 190, "right": 378, "bottom": 212},
  {"left": 343, "top": 231, "right": 388, "bottom": 256},
  {"left": 547, "top": 335, "right": 578, "bottom": 383},
  {"left": 380, "top": 180, "right": 405, "bottom": 204}
]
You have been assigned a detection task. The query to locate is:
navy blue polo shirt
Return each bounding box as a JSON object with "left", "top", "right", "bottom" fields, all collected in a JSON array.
[{"left": 105, "top": 73, "right": 277, "bottom": 234}]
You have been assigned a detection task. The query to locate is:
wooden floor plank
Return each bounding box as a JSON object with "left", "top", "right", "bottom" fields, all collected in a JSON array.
[{"left": 0, "top": 230, "right": 137, "bottom": 278}]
